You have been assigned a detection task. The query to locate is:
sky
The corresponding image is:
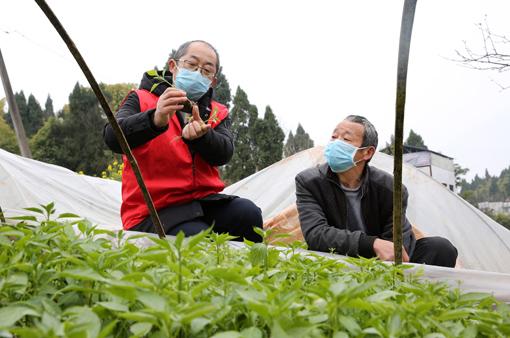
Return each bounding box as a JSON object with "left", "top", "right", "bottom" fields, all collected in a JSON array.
[{"left": 0, "top": 0, "right": 509, "bottom": 180}]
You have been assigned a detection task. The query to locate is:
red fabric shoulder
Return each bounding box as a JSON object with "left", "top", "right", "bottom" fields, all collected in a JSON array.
[
  {"left": 135, "top": 89, "right": 159, "bottom": 112},
  {"left": 209, "top": 101, "right": 229, "bottom": 128}
]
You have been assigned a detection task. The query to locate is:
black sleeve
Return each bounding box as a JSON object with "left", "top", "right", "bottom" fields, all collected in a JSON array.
[
  {"left": 183, "top": 116, "right": 234, "bottom": 166},
  {"left": 295, "top": 174, "right": 377, "bottom": 258},
  {"left": 103, "top": 91, "right": 168, "bottom": 154}
]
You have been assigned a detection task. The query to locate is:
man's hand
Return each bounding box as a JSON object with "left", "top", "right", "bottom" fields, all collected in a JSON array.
[
  {"left": 373, "top": 238, "right": 410, "bottom": 262},
  {"left": 182, "top": 104, "right": 211, "bottom": 140},
  {"left": 153, "top": 88, "right": 188, "bottom": 128}
]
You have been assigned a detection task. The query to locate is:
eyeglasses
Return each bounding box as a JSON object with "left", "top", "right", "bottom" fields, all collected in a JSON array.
[{"left": 176, "top": 59, "right": 216, "bottom": 80}]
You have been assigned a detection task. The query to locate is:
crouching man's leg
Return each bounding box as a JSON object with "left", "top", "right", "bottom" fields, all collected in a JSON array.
[
  {"left": 202, "top": 198, "right": 263, "bottom": 242},
  {"left": 410, "top": 237, "right": 458, "bottom": 268}
]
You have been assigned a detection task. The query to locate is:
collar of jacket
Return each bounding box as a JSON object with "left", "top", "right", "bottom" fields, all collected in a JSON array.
[
  {"left": 318, "top": 163, "right": 370, "bottom": 197},
  {"left": 139, "top": 70, "right": 215, "bottom": 120}
]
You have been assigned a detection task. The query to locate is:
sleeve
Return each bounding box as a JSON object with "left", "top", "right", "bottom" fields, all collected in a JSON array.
[
  {"left": 380, "top": 185, "right": 415, "bottom": 254},
  {"left": 183, "top": 116, "right": 234, "bottom": 166},
  {"left": 295, "top": 174, "right": 377, "bottom": 258},
  {"left": 103, "top": 91, "right": 168, "bottom": 154}
]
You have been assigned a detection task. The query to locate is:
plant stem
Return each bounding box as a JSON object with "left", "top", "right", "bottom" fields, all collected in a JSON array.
[
  {"left": 34, "top": 0, "right": 166, "bottom": 238},
  {"left": 393, "top": 0, "right": 418, "bottom": 265}
]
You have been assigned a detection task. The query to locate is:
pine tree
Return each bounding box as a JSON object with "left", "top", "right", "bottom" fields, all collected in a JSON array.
[
  {"left": 284, "top": 124, "right": 314, "bottom": 157},
  {"left": 223, "top": 86, "right": 256, "bottom": 183},
  {"left": 284, "top": 131, "right": 295, "bottom": 158},
  {"left": 44, "top": 95, "right": 54, "bottom": 119},
  {"left": 5, "top": 91, "right": 28, "bottom": 131},
  {"left": 212, "top": 67, "right": 232, "bottom": 108},
  {"left": 405, "top": 129, "right": 428, "bottom": 149},
  {"left": 31, "top": 83, "right": 110, "bottom": 175},
  {"left": 26, "top": 94, "right": 45, "bottom": 137},
  {"left": 254, "top": 106, "right": 284, "bottom": 169},
  {"left": 0, "top": 99, "right": 20, "bottom": 154}
]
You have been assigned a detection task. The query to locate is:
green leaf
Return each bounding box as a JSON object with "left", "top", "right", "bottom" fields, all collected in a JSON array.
[
  {"left": 210, "top": 332, "right": 241, "bottom": 338},
  {"left": 96, "top": 301, "right": 129, "bottom": 312},
  {"left": 362, "top": 327, "right": 382, "bottom": 336},
  {"left": 367, "top": 290, "right": 399, "bottom": 302},
  {"left": 57, "top": 213, "right": 81, "bottom": 219},
  {"left": 459, "top": 292, "right": 492, "bottom": 305},
  {"left": 240, "top": 327, "right": 263, "bottom": 338},
  {"left": 249, "top": 243, "right": 267, "bottom": 266},
  {"left": 180, "top": 304, "right": 217, "bottom": 323},
  {"left": 209, "top": 267, "right": 247, "bottom": 285},
  {"left": 23, "top": 207, "right": 44, "bottom": 215},
  {"left": 438, "top": 309, "right": 473, "bottom": 321},
  {"left": 130, "top": 322, "right": 153, "bottom": 336},
  {"left": 190, "top": 318, "right": 210, "bottom": 334},
  {"left": 329, "top": 282, "right": 347, "bottom": 297},
  {"left": 8, "top": 215, "right": 38, "bottom": 222},
  {"left": 60, "top": 268, "right": 105, "bottom": 282},
  {"left": 333, "top": 333, "right": 349, "bottom": 338},
  {"left": 0, "top": 306, "right": 40, "bottom": 327},
  {"left": 339, "top": 316, "right": 361, "bottom": 335},
  {"left": 309, "top": 314, "right": 328, "bottom": 324},
  {"left": 97, "top": 320, "right": 119, "bottom": 338},
  {"left": 387, "top": 313, "right": 401, "bottom": 336},
  {"left": 118, "top": 312, "right": 158, "bottom": 323},
  {"left": 136, "top": 291, "right": 167, "bottom": 312},
  {"left": 63, "top": 306, "right": 100, "bottom": 338}
]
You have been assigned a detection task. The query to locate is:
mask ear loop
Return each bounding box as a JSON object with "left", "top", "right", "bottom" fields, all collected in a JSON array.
[{"left": 353, "top": 146, "right": 371, "bottom": 166}]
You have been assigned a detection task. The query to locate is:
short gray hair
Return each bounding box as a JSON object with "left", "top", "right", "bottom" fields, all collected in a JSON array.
[
  {"left": 170, "top": 40, "right": 220, "bottom": 75},
  {"left": 345, "top": 115, "right": 378, "bottom": 149}
]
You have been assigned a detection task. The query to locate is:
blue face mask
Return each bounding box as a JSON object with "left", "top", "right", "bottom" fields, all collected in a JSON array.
[
  {"left": 324, "top": 139, "right": 367, "bottom": 173},
  {"left": 174, "top": 67, "right": 212, "bottom": 101}
]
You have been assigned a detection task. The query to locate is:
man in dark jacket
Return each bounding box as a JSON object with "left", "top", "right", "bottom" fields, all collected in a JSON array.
[
  {"left": 295, "top": 115, "right": 457, "bottom": 267},
  {"left": 104, "top": 40, "right": 262, "bottom": 241}
]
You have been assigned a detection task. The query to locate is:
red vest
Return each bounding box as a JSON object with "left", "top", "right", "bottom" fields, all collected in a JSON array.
[{"left": 121, "top": 89, "right": 228, "bottom": 229}]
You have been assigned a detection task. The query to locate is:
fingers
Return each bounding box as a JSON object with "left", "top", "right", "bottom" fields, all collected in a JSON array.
[
  {"left": 191, "top": 104, "right": 203, "bottom": 123},
  {"left": 402, "top": 248, "right": 410, "bottom": 262},
  {"left": 182, "top": 121, "right": 211, "bottom": 140}
]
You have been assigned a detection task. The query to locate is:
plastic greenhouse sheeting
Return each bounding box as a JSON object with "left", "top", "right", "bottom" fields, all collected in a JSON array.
[{"left": 1, "top": 148, "right": 510, "bottom": 301}]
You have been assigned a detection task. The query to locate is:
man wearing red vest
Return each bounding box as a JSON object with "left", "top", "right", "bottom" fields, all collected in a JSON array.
[{"left": 104, "top": 40, "right": 262, "bottom": 241}]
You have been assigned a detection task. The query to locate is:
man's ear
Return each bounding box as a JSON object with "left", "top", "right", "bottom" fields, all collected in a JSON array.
[
  {"left": 364, "top": 146, "right": 376, "bottom": 161},
  {"left": 168, "top": 59, "right": 177, "bottom": 73}
]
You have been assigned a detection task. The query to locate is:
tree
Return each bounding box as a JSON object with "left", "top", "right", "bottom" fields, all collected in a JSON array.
[
  {"left": 0, "top": 98, "right": 20, "bottom": 154},
  {"left": 5, "top": 91, "right": 27, "bottom": 131},
  {"left": 31, "top": 83, "right": 111, "bottom": 175},
  {"left": 26, "top": 94, "right": 45, "bottom": 137},
  {"left": 284, "top": 131, "right": 295, "bottom": 157},
  {"left": 253, "top": 106, "right": 285, "bottom": 170},
  {"left": 44, "top": 95, "right": 54, "bottom": 119},
  {"left": 212, "top": 67, "right": 232, "bottom": 108},
  {"left": 456, "top": 18, "right": 510, "bottom": 90},
  {"left": 454, "top": 163, "right": 469, "bottom": 188},
  {"left": 405, "top": 129, "right": 427, "bottom": 149},
  {"left": 284, "top": 124, "right": 314, "bottom": 157},
  {"left": 4, "top": 91, "right": 47, "bottom": 137},
  {"left": 222, "top": 86, "right": 256, "bottom": 183},
  {"left": 380, "top": 135, "right": 395, "bottom": 155},
  {"left": 99, "top": 83, "right": 137, "bottom": 112}
]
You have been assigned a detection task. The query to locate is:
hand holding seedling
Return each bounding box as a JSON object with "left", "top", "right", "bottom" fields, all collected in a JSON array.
[
  {"left": 182, "top": 104, "right": 211, "bottom": 140},
  {"left": 154, "top": 87, "right": 188, "bottom": 128},
  {"left": 373, "top": 238, "right": 409, "bottom": 262}
]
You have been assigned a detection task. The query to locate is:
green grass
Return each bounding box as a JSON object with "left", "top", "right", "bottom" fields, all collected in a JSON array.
[{"left": 0, "top": 203, "right": 509, "bottom": 338}]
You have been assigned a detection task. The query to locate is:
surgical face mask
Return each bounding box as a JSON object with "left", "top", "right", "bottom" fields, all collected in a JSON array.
[
  {"left": 174, "top": 67, "right": 211, "bottom": 101},
  {"left": 324, "top": 139, "right": 368, "bottom": 173}
]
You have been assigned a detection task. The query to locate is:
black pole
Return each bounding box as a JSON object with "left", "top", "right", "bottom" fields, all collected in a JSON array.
[
  {"left": 394, "top": 0, "right": 418, "bottom": 265},
  {"left": 34, "top": 0, "right": 166, "bottom": 238},
  {"left": 0, "top": 49, "right": 32, "bottom": 158}
]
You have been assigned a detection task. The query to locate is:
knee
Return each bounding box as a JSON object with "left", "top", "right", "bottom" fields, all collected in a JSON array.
[
  {"left": 427, "top": 237, "right": 458, "bottom": 262},
  {"left": 231, "top": 198, "right": 263, "bottom": 228}
]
